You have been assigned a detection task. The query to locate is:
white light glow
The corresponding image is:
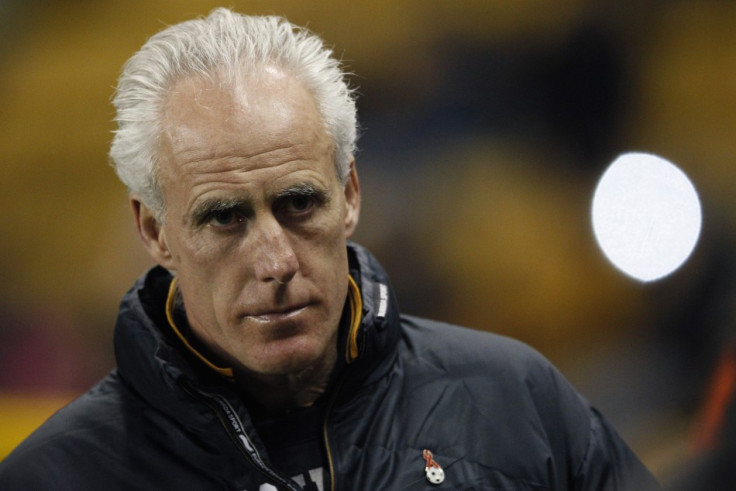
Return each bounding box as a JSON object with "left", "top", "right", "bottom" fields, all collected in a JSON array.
[{"left": 591, "top": 152, "right": 702, "bottom": 282}]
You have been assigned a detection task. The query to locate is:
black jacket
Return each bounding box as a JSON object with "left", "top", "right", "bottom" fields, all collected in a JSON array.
[{"left": 0, "top": 243, "right": 659, "bottom": 490}]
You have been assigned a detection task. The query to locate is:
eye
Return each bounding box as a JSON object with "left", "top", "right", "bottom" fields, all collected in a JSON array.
[
  {"left": 287, "top": 195, "right": 313, "bottom": 213},
  {"left": 208, "top": 209, "right": 244, "bottom": 228},
  {"left": 274, "top": 185, "right": 328, "bottom": 220},
  {"left": 279, "top": 195, "right": 317, "bottom": 217}
]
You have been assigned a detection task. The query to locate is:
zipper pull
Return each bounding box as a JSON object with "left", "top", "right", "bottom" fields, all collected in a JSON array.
[{"left": 422, "top": 449, "right": 445, "bottom": 485}]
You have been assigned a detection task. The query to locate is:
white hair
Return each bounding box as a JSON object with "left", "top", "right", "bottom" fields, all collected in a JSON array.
[{"left": 109, "top": 8, "right": 358, "bottom": 219}]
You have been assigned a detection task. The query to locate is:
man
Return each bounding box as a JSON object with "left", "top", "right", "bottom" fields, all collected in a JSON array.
[{"left": 0, "top": 8, "right": 660, "bottom": 490}]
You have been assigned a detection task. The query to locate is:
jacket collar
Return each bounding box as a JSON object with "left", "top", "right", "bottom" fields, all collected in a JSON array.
[{"left": 342, "top": 242, "right": 402, "bottom": 389}]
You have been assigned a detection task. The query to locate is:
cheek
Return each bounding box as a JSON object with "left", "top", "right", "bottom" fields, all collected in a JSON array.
[
  {"left": 167, "top": 224, "right": 240, "bottom": 273},
  {"left": 298, "top": 218, "right": 349, "bottom": 275},
  {"left": 171, "top": 238, "right": 244, "bottom": 312},
  {"left": 176, "top": 270, "right": 239, "bottom": 337},
  {"left": 310, "top": 230, "right": 350, "bottom": 300}
]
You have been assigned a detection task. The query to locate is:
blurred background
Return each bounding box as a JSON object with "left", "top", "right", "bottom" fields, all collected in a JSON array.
[{"left": 2, "top": 0, "right": 736, "bottom": 485}]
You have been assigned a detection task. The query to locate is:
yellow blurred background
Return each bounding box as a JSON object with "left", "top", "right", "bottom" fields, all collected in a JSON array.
[{"left": 2, "top": 0, "right": 736, "bottom": 484}]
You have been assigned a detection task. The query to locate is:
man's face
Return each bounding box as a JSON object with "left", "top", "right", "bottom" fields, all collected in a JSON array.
[{"left": 137, "top": 67, "right": 360, "bottom": 377}]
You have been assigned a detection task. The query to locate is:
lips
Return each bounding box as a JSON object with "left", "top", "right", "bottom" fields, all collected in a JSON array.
[{"left": 246, "top": 303, "right": 310, "bottom": 323}]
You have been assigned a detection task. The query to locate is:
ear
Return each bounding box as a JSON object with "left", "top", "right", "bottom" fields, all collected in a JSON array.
[
  {"left": 131, "top": 197, "right": 176, "bottom": 270},
  {"left": 343, "top": 160, "right": 361, "bottom": 237}
]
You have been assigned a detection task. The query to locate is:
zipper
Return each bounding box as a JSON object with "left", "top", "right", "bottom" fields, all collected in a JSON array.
[
  {"left": 322, "top": 375, "right": 348, "bottom": 491},
  {"left": 181, "top": 381, "right": 301, "bottom": 491},
  {"left": 324, "top": 277, "right": 364, "bottom": 490}
]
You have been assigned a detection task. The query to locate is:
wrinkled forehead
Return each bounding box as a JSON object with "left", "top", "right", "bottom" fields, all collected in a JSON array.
[
  {"left": 163, "top": 68, "right": 329, "bottom": 153},
  {"left": 154, "top": 67, "right": 336, "bottom": 192},
  {"left": 164, "top": 67, "right": 312, "bottom": 128}
]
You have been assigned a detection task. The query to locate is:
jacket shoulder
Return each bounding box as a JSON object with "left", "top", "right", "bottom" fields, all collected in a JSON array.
[
  {"left": 395, "top": 315, "right": 660, "bottom": 489},
  {"left": 399, "top": 315, "right": 555, "bottom": 380},
  {"left": 398, "top": 315, "right": 588, "bottom": 437}
]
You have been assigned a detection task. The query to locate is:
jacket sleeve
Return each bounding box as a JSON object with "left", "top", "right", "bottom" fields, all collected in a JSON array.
[{"left": 572, "top": 406, "right": 661, "bottom": 491}]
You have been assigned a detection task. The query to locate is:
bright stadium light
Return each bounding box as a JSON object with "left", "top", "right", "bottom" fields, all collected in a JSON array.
[{"left": 591, "top": 152, "right": 702, "bottom": 282}]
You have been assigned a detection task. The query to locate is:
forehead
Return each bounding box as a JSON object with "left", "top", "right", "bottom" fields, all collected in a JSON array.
[{"left": 158, "top": 66, "right": 333, "bottom": 176}]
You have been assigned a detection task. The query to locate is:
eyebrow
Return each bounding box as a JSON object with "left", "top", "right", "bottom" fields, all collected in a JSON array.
[{"left": 274, "top": 183, "right": 329, "bottom": 203}]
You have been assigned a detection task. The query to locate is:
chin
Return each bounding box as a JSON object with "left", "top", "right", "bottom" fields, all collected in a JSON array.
[{"left": 244, "top": 337, "right": 332, "bottom": 377}]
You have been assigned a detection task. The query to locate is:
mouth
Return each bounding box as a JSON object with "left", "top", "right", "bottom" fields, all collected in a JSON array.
[{"left": 247, "top": 303, "right": 310, "bottom": 323}]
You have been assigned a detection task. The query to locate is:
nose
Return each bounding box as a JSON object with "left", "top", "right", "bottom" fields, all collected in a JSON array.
[{"left": 252, "top": 216, "right": 299, "bottom": 285}]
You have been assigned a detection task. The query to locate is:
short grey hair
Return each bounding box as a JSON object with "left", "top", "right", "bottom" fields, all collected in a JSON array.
[{"left": 109, "top": 8, "right": 358, "bottom": 219}]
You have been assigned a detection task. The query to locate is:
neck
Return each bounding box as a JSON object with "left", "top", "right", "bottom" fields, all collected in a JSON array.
[{"left": 236, "top": 347, "right": 338, "bottom": 413}]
